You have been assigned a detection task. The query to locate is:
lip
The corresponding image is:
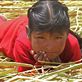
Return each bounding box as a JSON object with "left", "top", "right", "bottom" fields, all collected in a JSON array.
[
  {"left": 32, "top": 50, "right": 60, "bottom": 54},
  {"left": 45, "top": 51, "right": 59, "bottom": 54}
]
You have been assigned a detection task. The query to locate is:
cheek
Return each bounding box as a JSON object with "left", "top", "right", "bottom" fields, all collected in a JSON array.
[
  {"left": 55, "top": 39, "right": 66, "bottom": 52},
  {"left": 31, "top": 39, "right": 45, "bottom": 52},
  {"left": 48, "top": 39, "right": 66, "bottom": 53},
  {"left": 47, "top": 39, "right": 66, "bottom": 60}
]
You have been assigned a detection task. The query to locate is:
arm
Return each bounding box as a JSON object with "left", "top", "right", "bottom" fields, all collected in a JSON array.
[
  {"left": 66, "top": 33, "right": 81, "bottom": 62},
  {"left": 13, "top": 40, "right": 36, "bottom": 72},
  {"left": 60, "top": 33, "right": 81, "bottom": 62},
  {"left": 70, "top": 37, "right": 81, "bottom": 61}
]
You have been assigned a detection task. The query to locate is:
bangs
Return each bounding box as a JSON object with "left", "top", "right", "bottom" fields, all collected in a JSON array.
[{"left": 28, "top": 1, "right": 70, "bottom": 33}]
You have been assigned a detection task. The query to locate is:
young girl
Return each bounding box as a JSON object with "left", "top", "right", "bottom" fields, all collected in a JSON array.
[{"left": 0, "top": 0, "right": 82, "bottom": 72}]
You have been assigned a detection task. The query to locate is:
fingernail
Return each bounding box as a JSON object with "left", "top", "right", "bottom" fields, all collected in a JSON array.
[
  {"left": 39, "top": 51, "right": 42, "bottom": 53},
  {"left": 42, "top": 51, "right": 45, "bottom": 54},
  {"left": 44, "top": 54, "right": 47, "bottom": 57},
  {"left": 34, "top": 54, "right": 37, "bottom": 57},
  {"left": 30, "top": 50, "right": 34, "bottom": 55}
]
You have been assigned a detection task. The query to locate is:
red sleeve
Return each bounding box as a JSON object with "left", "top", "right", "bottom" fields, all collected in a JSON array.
[
  {"left": 13, "top": 21, "right": 36, "bottom": 72},
  {"left": 70, "top": 34, "right": 81, "bottom": 61},
  {"left": 60, "top": 33, "right": 81, "bottom": 62},
  {"left": 0, "top": 15, "right": 7, "bottom": 24},
  {"left": 0, "top": 16, "right": 36, "bottom": 72},
  {"left": 13, "top": 40, "right": 36, "bottom": 72},
  {"left": 0, "top": 16, "right": 28, "bottom": 59}
]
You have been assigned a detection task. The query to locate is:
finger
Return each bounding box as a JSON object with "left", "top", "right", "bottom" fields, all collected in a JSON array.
[
  {"left": 37, "top": 51, "right": 45, "bottom": 61},
  {"left": 30, "top": 50, "right": 35, "bottom": 55},
  {"left": 42, "top": 52, "right": 46, "bottom": 61},
  {"left": 43, "top": 53, "right": 49, "bottom": 61},
  {"left": 34, "top": 51, "right": 44, "bottom": 61},
  {"left": 34, "top": 54, "right": 39, "bottom": 60},
  {"left": 33, "top": 51, "right": 46, "bottom": 61},
  {"left": 37, "top": 53, "right": 44, "bottom": 61}
]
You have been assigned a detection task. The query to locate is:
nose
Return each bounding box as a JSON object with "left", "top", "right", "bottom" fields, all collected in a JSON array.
[{"left": 44, "top": 40, "right": 56, "bottom": 52}]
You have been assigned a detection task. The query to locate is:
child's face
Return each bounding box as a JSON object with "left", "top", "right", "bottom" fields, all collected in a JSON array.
[{"left": 30, "top": 31, "right": 68, "bottom": 61}]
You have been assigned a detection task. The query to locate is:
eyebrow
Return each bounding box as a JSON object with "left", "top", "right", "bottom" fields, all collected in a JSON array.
[
  {"left": 34, "top": 32, "right": 44, "bottom": 35},
  {"left": 52, "top": 32, "right": 66, "bottom": 36}
]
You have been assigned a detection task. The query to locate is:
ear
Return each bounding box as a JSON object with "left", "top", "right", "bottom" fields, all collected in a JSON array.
[
  {"left": 26, "top": 25, "right": 31, "bottom": 40},
  {"left": 29, "top": 36, "right": 31, "bottom": 41},
  {"left": 28, "top": 31, "right": 34, "bottom": 41},
  {"left": 26, "top": 25, "right": 29, "bottom": 33}
]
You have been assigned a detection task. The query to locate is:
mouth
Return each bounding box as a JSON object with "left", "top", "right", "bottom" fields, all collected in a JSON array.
[
  {"left": 45, "top": 51, "right": 59, "bottom": 54},
  {"left": 32, "top": 50, "right": 59, "bottom": 55}
]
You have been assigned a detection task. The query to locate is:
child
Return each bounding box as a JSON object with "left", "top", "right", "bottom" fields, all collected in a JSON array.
[{"left": 0, "top": 0, "right": 82, "bottom": 72}]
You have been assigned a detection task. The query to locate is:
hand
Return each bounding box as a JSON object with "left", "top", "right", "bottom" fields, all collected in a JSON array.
[{"left": 30, "top": 50, "right": 49, "bottom": 62}]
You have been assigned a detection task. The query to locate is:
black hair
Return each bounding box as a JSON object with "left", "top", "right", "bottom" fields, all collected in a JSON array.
[{"left": 28, "top": 0, "right": 70, "bottom": 35}]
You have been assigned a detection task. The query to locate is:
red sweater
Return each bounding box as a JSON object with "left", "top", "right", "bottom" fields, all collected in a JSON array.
[{"left": 0, "top": 16, "right": 81, "bottom": 72}]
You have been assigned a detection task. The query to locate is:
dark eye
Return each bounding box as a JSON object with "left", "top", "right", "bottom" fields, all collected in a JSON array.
[
  {"left": 35, "top": 36, "right": 45, "bottom": 39},
  {"left": 37, "top": 36, "right": 45, "bottom": 39},
  {"left": 55, "top": 36, "right": 63, "bottom": 39}
]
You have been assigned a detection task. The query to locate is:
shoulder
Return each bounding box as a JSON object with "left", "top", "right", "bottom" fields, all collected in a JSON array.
[
  {"left": 15, "top": 16, "right": 28, "bottom": 22},
  {"left": 67, "top": 33, "right": 79, "bottom": 47},
  {"left": 66, "top": 33, "right": 80, "bottom": 53},
  {"left": 0, "top": 16, "right": 28, "bottom": 31},
  {"left": 60, "top": 33, "right": 81, "bottom": 62}
]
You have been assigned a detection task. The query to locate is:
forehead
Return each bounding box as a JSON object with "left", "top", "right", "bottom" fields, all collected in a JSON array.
[{"left": 31, "top": 31, "right": 67, "bottom": 36}]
